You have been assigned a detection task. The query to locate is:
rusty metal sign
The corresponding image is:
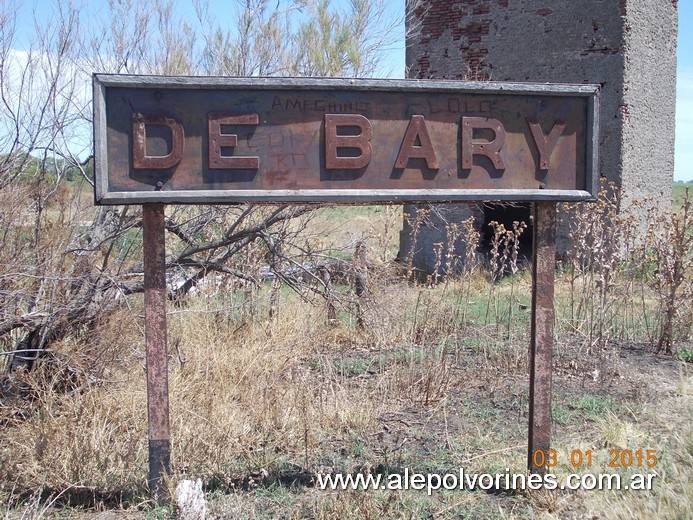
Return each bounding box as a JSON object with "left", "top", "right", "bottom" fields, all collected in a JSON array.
[
  {"left": 93, "top": 75, "right": 599, "bottom": 204},
  {"left": 91, "top": 75, "right": 599, "bottom": 498}
]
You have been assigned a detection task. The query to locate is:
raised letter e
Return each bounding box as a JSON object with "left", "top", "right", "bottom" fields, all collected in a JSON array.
[{"left": 208, "top": 113, "right": 260, "bottom": 169}]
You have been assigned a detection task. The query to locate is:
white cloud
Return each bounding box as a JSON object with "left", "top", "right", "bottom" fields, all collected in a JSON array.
[{"left": 1, "top": 47, "right": 92, "bottom": 159}]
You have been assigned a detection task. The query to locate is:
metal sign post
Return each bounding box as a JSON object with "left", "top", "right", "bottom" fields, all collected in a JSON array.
[
  {"left": 92, "top": 74, "right": 599, "bottom": 500},
  {"left": 528, "top": 201, "right": 556, "bottom": 473},
  {"left": 142, "top": 203, "right": 171, "bottom": 500}
]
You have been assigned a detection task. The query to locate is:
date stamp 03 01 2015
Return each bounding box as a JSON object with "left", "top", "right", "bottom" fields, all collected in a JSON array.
[{"left": 532, "top": 448, "right": 659, "bottom": 470}]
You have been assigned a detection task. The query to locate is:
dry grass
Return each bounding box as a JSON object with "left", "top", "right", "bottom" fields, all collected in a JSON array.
[{"left": 0, "top": 190, "right": 691, "bottom": 519}]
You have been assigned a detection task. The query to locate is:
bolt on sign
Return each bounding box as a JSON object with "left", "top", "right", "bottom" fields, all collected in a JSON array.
[{"left": 93, "top": 76, "right": 599, "bottom": 204}]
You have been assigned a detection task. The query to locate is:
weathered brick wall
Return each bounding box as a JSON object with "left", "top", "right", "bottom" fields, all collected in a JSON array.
[
  {"left": 619, "top": 0, "right": 678, "bottom": 212},
  {"left": 401, "top": 0, "right": 677, "bottom": 272}
]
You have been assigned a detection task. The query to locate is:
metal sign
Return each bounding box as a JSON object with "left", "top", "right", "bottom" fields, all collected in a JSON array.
[
  {"left": 91, "top": 74, "right": 600, "bottom": 500},
  {"left": 93, "top": 75, "right": 599, "bottom": 204}
]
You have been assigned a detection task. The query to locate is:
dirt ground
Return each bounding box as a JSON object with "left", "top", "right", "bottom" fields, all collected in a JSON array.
[{"left": 24, "top": 336, "right": 688, "bottom": 520}]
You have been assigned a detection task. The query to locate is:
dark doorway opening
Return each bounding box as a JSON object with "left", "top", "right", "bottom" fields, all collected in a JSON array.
[{"left": 481, "top": 202, "right": 533, "bottom": 262}]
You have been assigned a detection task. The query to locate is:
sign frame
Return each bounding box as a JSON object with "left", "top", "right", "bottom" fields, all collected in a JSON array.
[{"left": 93, "top": 75, "right": 600, "bottom": 205}]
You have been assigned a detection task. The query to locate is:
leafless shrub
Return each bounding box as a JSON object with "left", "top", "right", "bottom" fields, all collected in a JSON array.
[
  {"left": 0, "top": 0, "right": 401, "bottom": 378},
  {"left": 402, "top": 206, "right": 428, "bottom": 280},
  {"left": 560, "top": 180, "right": 691, "bottom": 355},
  {"left": 639, "top": 188, "right": 692, "bottom": 353},
  {"left": 560, "top": 181, "right": 627, "bottom": 353},
  {"left": 484, "top": 219, "right": 527, "bottom": 333}
]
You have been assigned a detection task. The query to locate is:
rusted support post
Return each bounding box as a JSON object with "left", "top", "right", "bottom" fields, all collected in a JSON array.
[
  {"left": 143, "top": 204, "right": 171, "bottom": 501},
  {"left": 528, "top": 202, "right": 555, "bottom": 474}
]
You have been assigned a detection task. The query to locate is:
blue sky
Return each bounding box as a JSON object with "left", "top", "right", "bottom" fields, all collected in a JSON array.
[
  {"left": 675, "top": 0, "right": 692, "bottom": 182},
  {"left": 10, "top": 1, "right": 691, "bottom": 181}
]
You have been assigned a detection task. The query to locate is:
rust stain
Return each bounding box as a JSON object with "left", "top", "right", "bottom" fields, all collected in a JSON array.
[
  {"left": 528, "top": 201, "right": 556, "bottom": 474},
  {"left": 143, "top": 204, "right": 171, "bottom": 500}
]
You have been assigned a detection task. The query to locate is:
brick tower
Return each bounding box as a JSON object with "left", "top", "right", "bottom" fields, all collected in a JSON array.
[{"left": 400, "top": 0, "right": 678, "bottom": 274}]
